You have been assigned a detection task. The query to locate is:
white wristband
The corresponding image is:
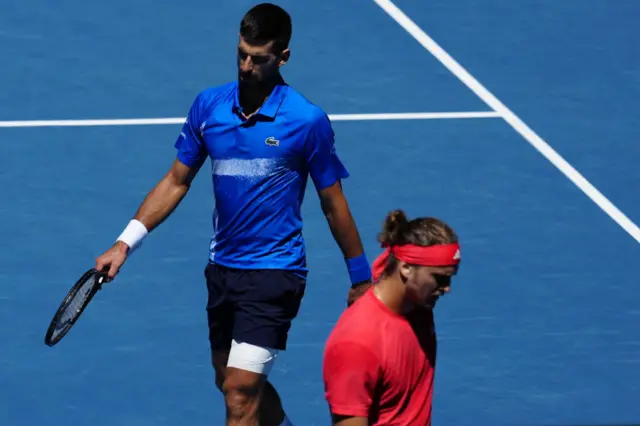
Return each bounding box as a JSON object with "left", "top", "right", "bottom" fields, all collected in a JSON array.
[{"left": 116, "top": 219, "right": 149, "bottom": 252}]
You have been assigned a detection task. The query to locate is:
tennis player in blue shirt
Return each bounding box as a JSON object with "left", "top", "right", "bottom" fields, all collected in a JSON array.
[{"left": 95, "top": 3, "right": 372, "bottom": 426}]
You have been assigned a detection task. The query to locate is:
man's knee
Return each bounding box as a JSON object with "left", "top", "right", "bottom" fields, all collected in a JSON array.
[
  {"left": 220, "top": 340, "right": 280, "bottom": 420},
  {"left": 222, "top": 366, "right": 266, "bottom": 421},
  {"left": 222, "top": 370, "right": 263, "bottom": 405}
]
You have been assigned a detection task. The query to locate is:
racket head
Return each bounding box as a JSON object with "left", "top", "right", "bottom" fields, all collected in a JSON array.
[{"left": 44, "top": 268, "right": 107, "bottom": 347}]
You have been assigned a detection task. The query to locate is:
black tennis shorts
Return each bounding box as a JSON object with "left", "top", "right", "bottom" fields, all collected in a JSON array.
[{"left": 204, "top": 263, "right": 306, "bottom": 352}]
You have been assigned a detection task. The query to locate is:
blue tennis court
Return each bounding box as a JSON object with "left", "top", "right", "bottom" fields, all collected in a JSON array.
[{"left": 1, "top": 1, "right": 639, "bottom": 425}]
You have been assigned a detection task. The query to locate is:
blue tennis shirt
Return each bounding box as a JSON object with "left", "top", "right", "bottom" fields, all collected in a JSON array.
[{"left": 174, "top": 81, "right": 349, "bottom": 274}]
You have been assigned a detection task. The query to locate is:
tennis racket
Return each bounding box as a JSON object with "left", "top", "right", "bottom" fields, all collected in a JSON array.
[{"left": 44, "top": 268, "right": 108, "bottom": 347}]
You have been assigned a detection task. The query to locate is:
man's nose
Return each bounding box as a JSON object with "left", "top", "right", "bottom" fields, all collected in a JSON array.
[{"left": 239, "top": 56, "right": 253, "bottom": 72}]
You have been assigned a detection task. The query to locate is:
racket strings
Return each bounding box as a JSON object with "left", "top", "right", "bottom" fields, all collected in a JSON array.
[{"left": 52, "top": 274, "right": 102, "bottom": 339}]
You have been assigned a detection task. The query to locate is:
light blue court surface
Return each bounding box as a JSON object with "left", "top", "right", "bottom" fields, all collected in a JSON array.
[{"left": 1, "top": 1, "right": 639, "bottom": 425}]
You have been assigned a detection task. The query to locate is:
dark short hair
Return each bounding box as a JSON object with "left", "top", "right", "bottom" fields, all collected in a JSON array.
[{"left": 240, "top": 3, "right": 292, "bottom": 52}]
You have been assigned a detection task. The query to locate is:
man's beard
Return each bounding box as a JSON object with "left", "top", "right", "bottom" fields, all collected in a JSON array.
[
  {"left": 239, "top": 71, "right": 261, "bottom": 88},
  {"left": 422, "top": 294, "right": 441, "bottom": 309}
]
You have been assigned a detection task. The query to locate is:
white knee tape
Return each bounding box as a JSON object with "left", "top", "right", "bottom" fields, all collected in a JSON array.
[{"left": 226, "top": 339, "right": 279, "bottom": 376}]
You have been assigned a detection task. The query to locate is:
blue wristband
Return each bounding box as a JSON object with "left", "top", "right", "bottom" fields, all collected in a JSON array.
[{"left": 345, "top": 253, "right": 372, "bottom": 285}]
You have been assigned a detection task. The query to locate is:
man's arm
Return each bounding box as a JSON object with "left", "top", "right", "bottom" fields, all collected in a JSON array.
[
  {"left": 331, "top": 414, "right": 369, "bottom": 426},
  {"left": 318, "top": 182, "right": 372, "bottom": 304},
  {"left": 131, "top": 157, "right": 203, "bottom": 234},
  {"left": 323, "top": 341, "right": 379, "bottom": 425},
  {"left": 304, "top": 111, "right": 372, "bottom": 303},
  {"left": 96, "top": 157, "right": 204, "bottom": 279},
  {"left": 96, "top": 91, "right": 209, "bottom": 280},
  {"left": 318, "top": 181, "right": 365, "bottom": 261}
]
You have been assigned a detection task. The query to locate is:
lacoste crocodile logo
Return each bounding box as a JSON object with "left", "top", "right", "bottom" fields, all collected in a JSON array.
[{"left": 265, "top": 137, "right": 279, "bottom": 147}]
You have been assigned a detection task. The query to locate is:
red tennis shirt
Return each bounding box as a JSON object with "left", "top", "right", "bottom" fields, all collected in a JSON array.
[{"left": 322, "top": 288, "right": 437, "bottom": 425}]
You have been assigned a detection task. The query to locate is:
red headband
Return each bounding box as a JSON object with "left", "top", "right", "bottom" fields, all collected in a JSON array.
[{"left": 371, "top": 243, "right": 461, "bottom": 282}]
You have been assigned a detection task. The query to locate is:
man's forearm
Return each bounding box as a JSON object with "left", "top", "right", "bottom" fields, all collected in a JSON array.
[
  {"left": 318, "top": 182, "right": 372, "bottom": 288},
  {"left": 324, "top": 197, "right": 373, "bottom": 288},
  {"left": 133, "top": 173, "right": 190, "bottom": 233},
  {"left": 114, "top": 159, "right": 201, "bottom": 253},
  {"left": 324, "top": 197, "right": 365, "bottom": 259}
]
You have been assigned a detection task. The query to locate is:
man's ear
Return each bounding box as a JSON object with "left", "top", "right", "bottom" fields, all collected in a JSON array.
[
  {"left": 399, "top": 262, "right": 412, "bottom": 282},
  {"left": 278, "top": 48, "right": 290, "bottom": 67}
]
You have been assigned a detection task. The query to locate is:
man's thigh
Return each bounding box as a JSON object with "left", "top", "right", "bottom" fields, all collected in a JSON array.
[
  {"left": 224, "top": 267, "right": 306, "bottom": 376},
  {"left": 205, "top": 263, "right": 235, "bottom": 353},
  {"left": 232, "top": 268, "right": 306, "bottom": 349},
  {"left": 205, "top": 264, "right": 306, "bottom": 373}
]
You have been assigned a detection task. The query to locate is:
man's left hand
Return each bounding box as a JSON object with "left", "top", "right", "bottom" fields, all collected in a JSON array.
[{"left": 347, "top": 281, "right": 372, "bottom": 306}]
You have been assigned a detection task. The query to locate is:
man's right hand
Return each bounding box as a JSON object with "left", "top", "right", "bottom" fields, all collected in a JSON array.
[
  {"left": 347, "top": 280, "right": 372, "bottom": 306},
  {"left": 95, "top": 241, "right": 129, "bottom": 281}
]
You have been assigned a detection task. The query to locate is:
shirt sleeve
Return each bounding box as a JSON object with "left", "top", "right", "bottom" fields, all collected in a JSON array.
[
  {"left": 174, "top": 92, "right": 208, "bottom": 168},
  {"left": 323, "top": 341, "right": 380, "bottom": 417},
  {"left": 304, "top": 111, "right": 349, "bottom": 191}
]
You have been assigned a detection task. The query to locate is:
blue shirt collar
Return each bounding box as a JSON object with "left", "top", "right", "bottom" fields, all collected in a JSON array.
[{"left": 233, "top": 79, "right": 288, "bottom": 120}]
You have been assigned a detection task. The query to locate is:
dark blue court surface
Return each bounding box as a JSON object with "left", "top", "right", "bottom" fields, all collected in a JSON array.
[{"left": 1, "top": 1, "right": 639, "bottom": 426}]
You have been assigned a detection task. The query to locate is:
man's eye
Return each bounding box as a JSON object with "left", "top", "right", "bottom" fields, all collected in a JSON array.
[
  {"left": 251, "top": 55, "right": 269, "bottom": 64},
  {"left": 433, "top": 274, "right": 451, "bottom": 287}
]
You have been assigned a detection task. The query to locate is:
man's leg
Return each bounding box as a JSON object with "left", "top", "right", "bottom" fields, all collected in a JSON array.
[
  {"left": 204, "top": 263, "right": 236, "bottom": 419},
  {"left": 258, "top": 381, "right": 288, "bottom": 425},
  {"left": 220, "top": 340, "right": 290, "bottom": 426},
  {"left": 211, "top": 348, "right": 289, "bottom": 426},
  {"left": 218, "top": 268, "right": 306, "bottom": 426}
]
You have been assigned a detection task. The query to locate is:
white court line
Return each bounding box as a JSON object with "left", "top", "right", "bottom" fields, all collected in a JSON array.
[
  {"left": 329, "top": 111, "right": 499, "bottom": 121},
  {"left": 373, "top": 0, "right": 640, "bottom": 244},
  {"left": 0, "top": 111, "right": 499, "bottom": 128}
]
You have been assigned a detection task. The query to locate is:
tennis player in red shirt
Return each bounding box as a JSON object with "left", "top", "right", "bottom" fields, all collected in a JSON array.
[{"left": 322, "top": 209, "right": 461, "bottom": 426}]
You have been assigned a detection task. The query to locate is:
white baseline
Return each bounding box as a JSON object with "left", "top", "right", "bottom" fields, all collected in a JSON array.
[
  {"left": 373, "top": 0, "right": 640, "bottom": 244},
  {"left": 0, "top": 111, "right": 499, "bottom": 128}
]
